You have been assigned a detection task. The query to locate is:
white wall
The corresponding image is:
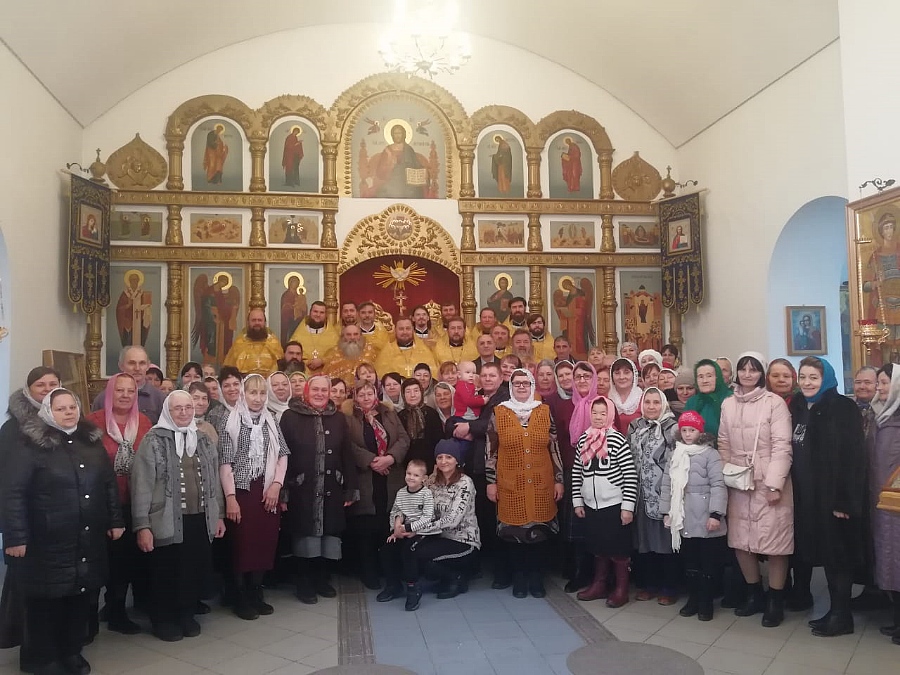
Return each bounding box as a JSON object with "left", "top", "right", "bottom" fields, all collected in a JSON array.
[
  {"left": 766, "top": 196, "right": 848, "bottom": 389},
  {"left": 677, "top": 43, "right": 848, "bottom": 364},
  {"left": 82, "top": 23, "right": 677, "bottom": 247},
  {"left": 0, "top": 42, "right": 85, "bottom": 391},
  {"left": 839, "top": 1, "right": 900, "bottom": 196}
]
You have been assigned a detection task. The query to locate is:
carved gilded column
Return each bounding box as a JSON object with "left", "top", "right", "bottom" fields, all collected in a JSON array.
[
  {"left": 321, "top": 211, "right": 338, "bottom": 249},
  {"left": 250, "top": 262, "right": 266, "bottom": 311},
  {"left": 165, "top": 262, "right": 184, "bottom": 379},
  {"left": 527, "top": 213, "right": 543, "bottom": 252},
  {"left": 458, "top": 144, "right": 475, "bottom": 198},
  {"left": 529, "top": 265, "right": 544, "bottom": 316},
  {"left": 601, "top": 266, "right": 619, "bottom": 354},
  {"left": 84, "top": 312, "right": 103, "bottom": 395},
  {"left": 460, "top": 213, "right": 476, "bottom": 251},
  {"left": 165, "top": 137, "right": 184, "bottom": 191},
  {"left": 321, "top": 138, "right": 339, "bottom": 195},
  {"left": 249, "top": 206, "right": 266, "bottom": 247},
  {"left": 324, "top": 263, "right": 338, "bottom": 326},
  {"left": 600, "top": 213, "right": 615, "bottom": 253},
  {"left": 668, "top": 308, "right": 684, "bottom": 356},
  {"left": 249, "top": 138, "right": 267, "bottom": 192},
  {"left": 526, "top": 148, "right": 542, "bottom": 198},
  {"left": 599, "top": 150, "right": 614, "bottom": 200},
  {"left": 165, "top": 204, "right": 183, "bottom": 246},
  {"left": 461, "top": 266, "right": 476, "bottom": 328}
]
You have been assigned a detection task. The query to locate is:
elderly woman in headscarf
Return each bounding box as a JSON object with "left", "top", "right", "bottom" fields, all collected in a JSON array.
[
  {"left": 639, "top": 349, "right": 663, "bottom": 370},
  {"left": 684, "top": 359, "right": 732, "bottom": 437},
  {"left": 627, "top": 387, "right": 680, "bottom": 605},
  {"left": 131, "top": 390, "right": 225, "bottom": 642},
  {"left": 267, "top": 371, "right": 292, "bottom": 423},
  {"left": 399, "top": 378, "right": 443, "bottom": 475},
  {"left": 554, "top": 359, "right": 575, "bottom": 400},
  {"left": 0, "top": 367, "right": 60, "bottom": 671},
  {"left": 86, "top": 373, "right": 153, "bottom": 634},
  {"left": 670, "top": 370, "right": 696, "bottom": 416},
  {"left": 219, "top": 374, "right": 290, "bottom": 621},
  {"left": 720, "top": 352, "right": 793, "bottom": 629},
  {"left": 620, "top": 341, "right": 639, "bottom": 365},
  {"left": 433, "top": 381, "right": 455, "bottom": 428},
  {"left": 535, "top": 359, "right": 558, "bottom": 400},
  {"left": 345, "top": 379, "right": 410, "bottom": 589},
  {"left": 280, "top": 375, "right": 358, "bottom": 605},
  {"left": 610, "top": 357, "right": 642, "bottom": 434},
  {"left": 486, "top": 369, "right": 564, "bottom": 599},
  {"left": 789, "top": 357, "right": 867, "bottom": 638},
  {"left": 872, "top": 363, "right": 900, "bottom": 645},
  {"left": 3, "top": 388, "right": 123, "bottom": 674}
]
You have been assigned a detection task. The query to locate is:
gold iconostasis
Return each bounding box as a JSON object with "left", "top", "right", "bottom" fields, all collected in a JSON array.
[{"left": 89, "top": 72, "right": 677, "bottom": 395}]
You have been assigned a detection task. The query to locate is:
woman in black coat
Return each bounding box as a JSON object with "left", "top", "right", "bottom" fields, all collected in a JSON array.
[
  {"left": 790, "top": 357, "right": 868, "bottom": 638},
  {"left": 2, "top": 388, "right": 124, "bottom": 675},
  {"left": 280, "top": 375, "right": 358, "bottom": 604},
  {"left": 398, "top": 378, "right": 443, "bottom": 475}
]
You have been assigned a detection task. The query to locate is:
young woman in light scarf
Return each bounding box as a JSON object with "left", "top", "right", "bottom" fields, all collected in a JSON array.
[
  {"left": 610, "top": 357, "right": 642, "bottom": 433},
  {"left": 627, "top": 386, "right": 680, "bottom": 605},
  {"left": 218, "top": 374, "right": 290, "bottom": 621},
  {"left": 486, "top": 369, "right": 564, "bottom": 599},
  {"left": 85, "top": 373, "right": 153, "bottom": 634},
  {"left": 660, "top": 411, "right": 727, "bottom": 622}
]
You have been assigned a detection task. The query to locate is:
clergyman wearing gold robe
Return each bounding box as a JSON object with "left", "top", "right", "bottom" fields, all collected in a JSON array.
[
  {"left": 288, "top": 301, "right": 338, "bottom": 374},
  {"left": 322, "top": 324, "right": 381, "bottom": 386},
  {"left": 374, "top": 317, "right": 438, "bottom": 379},
  {"left": 223, "top": 308, "right": 284, "bottom": 376}
]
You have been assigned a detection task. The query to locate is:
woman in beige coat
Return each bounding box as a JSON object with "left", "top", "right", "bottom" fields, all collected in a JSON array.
[{"left": 718, "top": 352, "right": 793, "bottom": 628}]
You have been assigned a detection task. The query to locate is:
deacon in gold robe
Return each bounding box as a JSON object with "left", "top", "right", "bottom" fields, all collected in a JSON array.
[
  {"left": 503, "top": 296, "right": 529, "bottom": 333},
  {"left": 433, "top": 317, "right": 477, "bottom": 364},
  {"left": 289, "top": 300, "right": 338, "bottom": 374},
  {"left": 223, "top": 308, "right": 284, "bottom": 376},
  {"left": 322, "top": 324, "right": 380, "bottom": 386},
  {"left": 527, "top": 313, "right": 557, "bottom": 362},
  {"left": 467, "top": 307, "right": 499, "bottom": 344},
  {"left": 358, "top": 301, "right": 393, "bottom": 353},
  {"left": 375, "top": 317, "right": 438, "bottom": 379}
]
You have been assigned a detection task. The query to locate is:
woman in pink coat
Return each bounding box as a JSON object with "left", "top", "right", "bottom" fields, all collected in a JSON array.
[{"left": 718, "top": 351, "right": 793, "bottom": 628}]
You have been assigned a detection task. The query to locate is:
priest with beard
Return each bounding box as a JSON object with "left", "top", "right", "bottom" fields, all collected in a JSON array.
[
  {"left": 374, "top": 317, "right": 438, "bottom": 379},
  {"left": 357, "top": 301, "right": 392, "bottom": 354},
  {"left": 222, "top": 308, "right": 284, "bottom": 375},
  {"left": 503, "top": 296, "right": 529, "bottom": 332},
  {"left": 511, "top": 329, "right": 537, "bottom": 371},
  {"left": 322, "top": 324, "right": 380, "bottom": 386},
  {"left": 433, "top": 317, "right": 477, "bottom": 364},
  {"left": 527, "top": 313, "right": 556, "bottom": 362},
  {"left": 289, "top": 300, "right": 339, "bottom": 374},
  {"left": 411, "top": 305, "right": 439, "bottom": 346}
]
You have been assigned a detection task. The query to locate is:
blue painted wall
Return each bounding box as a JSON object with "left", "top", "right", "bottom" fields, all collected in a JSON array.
[{"left": 766, "top": 196, "right": 848, "bottom": 392}]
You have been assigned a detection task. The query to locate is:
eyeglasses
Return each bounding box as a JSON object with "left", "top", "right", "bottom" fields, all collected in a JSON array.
[
  {"left": 512, "top": 382, "right": 531, "bottom": 388},
  {"left": 574, "top": 373, "right": 592, "bottom": 381},
  {"left": 170, "top": 405, "right": 194, "bottom": 413}
]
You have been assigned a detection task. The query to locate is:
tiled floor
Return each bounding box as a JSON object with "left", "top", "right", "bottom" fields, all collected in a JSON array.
[
  {"left": 0, "top": 586, "right": 339, "bottom": 675},
  {"left": 367, "top": 579, "right": 585, "bottom": 675},
  {"left": 571, "top": 569, "right": 899, "bottom": 675}
]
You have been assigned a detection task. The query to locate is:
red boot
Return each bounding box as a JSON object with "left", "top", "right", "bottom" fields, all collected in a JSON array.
[
  {"left": 606, "top": 557, "right": 631, "bottom": 608},
  {"left": 577, "top": 556, "right": 609, "bottom": 601}
]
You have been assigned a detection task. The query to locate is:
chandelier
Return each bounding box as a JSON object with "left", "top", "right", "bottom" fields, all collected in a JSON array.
[{"left": 378, "top": 0, "right": 472, "bottom": 78}]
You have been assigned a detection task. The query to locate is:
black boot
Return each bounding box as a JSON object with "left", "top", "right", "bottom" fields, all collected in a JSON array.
[
  {"left": 812, "top": 571, "right": 853, "bottom": 637},
  {"left": 529, "top": 571, "right": 547, "bottom": 599},
  {"left": 405, "top": 582, "right": 422, "bottom": 611},
  {"left": 564, "top": 550, "right": 591, "bottom": 594},
  {"left": 107, "top": 605, "right": 141, "bottom": 635},
  {"left": 679, "top": 570, "right": 700, "bottom": 618},
  {"left": 376, "top": 582, "right": 404, "bottom": 602},
  {"left": 60, "top": 654, "right": 91, "bottom": 675},
  {"left": 234, "top": 579, "right": 260, "bottom": 620},
  {"left": 697, "top": 574, "right": 715, "bottom": 622},
  {"left": 785, "top": 563, "right": 814, "bottom": 612},
  {"left": 253, "top": 585, "right": 274, "bottom": 615},
  {"left": 294, "top": 558, "right": 318, "bottom": 604},
  {"left": 761, "top": 587, "right": 785, "bottom": 628},
  {"left": 734, "top": 581, "right": 766, "bottom": 617},
  {"left": 436, "top": 572, "right": 468, "bottom": 600},
  {"left": 512, "top": 572, "right": 528, "bottom": 599},
  {"left": 312, "top": 558, "right": 337, "bottom": 598},
  {"left": 879, "top": 592, "right": 900, "bottom": 637},
  {"left": 83, "top": 601, "right": 100, "bottom": 645}
]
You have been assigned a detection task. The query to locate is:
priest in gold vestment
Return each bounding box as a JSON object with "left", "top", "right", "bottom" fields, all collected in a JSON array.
[
  {"left": 433, "top": 317, "right": 477, "bottom": 364},
  {"left": 289, "top": 300, "right": 339, "bottom": 373},
  {"left": 322, "top": 324, "right": 380, "bottom": 385},
  {"left": 528, "top": 313, "right": 557, "bottom": 362},
  {"left": 375, "top": 317, "right": 437, "bottom": 378},
  {"left": 223, "top": 308, "right": 284, "bottom": 375},
  {"left": 357, "top": 301, "right": 392, "bottom": 353}
]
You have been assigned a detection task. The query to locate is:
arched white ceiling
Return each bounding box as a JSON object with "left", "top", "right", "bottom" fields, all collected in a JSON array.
[{"left": 0, "top": 0, "right": 838, "bottom": 146}]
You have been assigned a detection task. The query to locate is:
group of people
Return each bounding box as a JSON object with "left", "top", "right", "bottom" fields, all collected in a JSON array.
[{"left": 1, "top": 297, "right": 899, "bottom": 675}]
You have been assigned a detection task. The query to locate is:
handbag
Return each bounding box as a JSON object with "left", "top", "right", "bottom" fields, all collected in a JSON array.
[{"left": 722, "top": 418, "right": 761, "bottom": 491}]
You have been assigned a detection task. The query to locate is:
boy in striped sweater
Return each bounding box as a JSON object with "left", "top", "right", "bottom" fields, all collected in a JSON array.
[{"left": 572, "top": 396, "right": 639, "bottom": 608}]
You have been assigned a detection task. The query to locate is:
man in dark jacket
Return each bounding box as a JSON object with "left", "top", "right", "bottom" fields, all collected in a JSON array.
[{"left": 448, "top": 362, "right": 510, "bottom": 586}]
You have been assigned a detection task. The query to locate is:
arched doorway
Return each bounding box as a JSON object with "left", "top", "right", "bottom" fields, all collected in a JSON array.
[{"left": 766, "top": 196, "right": 849, "bottom": 389}]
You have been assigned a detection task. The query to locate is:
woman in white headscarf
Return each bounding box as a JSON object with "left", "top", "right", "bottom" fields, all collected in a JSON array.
[
  {"left": 266, "top": 371, "right": 292, "bottom": 422},
  {"left": 218, "top": 374, "right": 290, "bottom": 621},
  {"left": 610, "top": 357, "right": 643, "bottom": 433},
  {"left": 131, "top": 390, "right": 225, "bottom": 642},
  {"left": 486, "top": 369, "right": 564, "bottom": 599},
  {"left": 3, "top": 388, "right": 123, "bottom": 674}
]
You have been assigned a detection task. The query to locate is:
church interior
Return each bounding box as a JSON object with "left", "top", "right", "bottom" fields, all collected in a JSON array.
[{"left": 1, "top": 1, "right": 899, "bottom": 673}]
